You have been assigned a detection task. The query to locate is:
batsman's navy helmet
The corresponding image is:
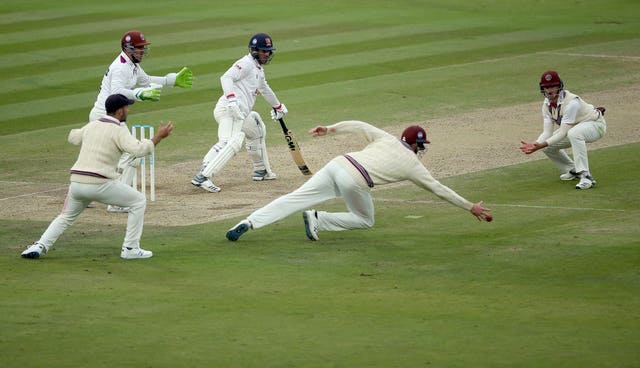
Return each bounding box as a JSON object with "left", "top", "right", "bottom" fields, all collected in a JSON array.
[
  {"left": 539, "top": 70, "right": 564, "bottom": 93},
  {"left": 249, "top": 33, "right": 275, "bottom": 64},
  {"left": 401, "top": 125, "right": 430, "bottom": 151}
]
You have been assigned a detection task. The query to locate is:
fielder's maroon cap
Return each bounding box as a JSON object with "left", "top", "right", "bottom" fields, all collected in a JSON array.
[{"left": 540, "top": 70, "right": 562, "bottom": 87}]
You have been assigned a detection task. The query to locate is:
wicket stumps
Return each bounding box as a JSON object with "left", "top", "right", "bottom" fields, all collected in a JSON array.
[{"left": 131, "top": 124, "right": 155, "bottom": 201}]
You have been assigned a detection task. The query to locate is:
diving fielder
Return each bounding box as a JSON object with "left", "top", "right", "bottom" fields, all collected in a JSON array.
[{"left": 226, "top": 120, "right": 491, "bottom": 242}]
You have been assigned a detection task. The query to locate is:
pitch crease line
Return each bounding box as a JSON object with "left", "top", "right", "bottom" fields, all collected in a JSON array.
[
  {"left": 541, "top": 52, "right": 640, "bottom": 61},
  {"left": 0, "top": 186, "right": 68, "bottom": 201}
]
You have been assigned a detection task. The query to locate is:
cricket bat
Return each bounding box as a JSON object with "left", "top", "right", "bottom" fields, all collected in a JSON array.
[{"left": 277, "top": 117, "right": 313, "bottom": 176}]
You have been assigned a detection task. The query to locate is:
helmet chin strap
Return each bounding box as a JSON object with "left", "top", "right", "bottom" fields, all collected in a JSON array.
[
  {"left": 123, "top": 46, "right": 142, "bottom": 64},
  {"left": 250, "top": 49, "right": 273, "bottom": 65}
]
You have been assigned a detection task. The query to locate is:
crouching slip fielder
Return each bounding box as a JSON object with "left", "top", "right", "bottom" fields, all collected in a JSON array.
[
  {"left": 191, "top": 33, "right": 287, "bottom": 192},
  {"left": 519, "top": 70, "right": 606, "bottom": 190},
  {"left": 21, "top": 94, "right": 173, "bottom": 260},
  {"left": 226, "top": 120, "right": 491, "bottom": 242}
]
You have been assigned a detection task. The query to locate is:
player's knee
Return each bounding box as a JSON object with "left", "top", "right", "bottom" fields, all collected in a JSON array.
[
  {"left": 243, "top": 112, "right": 266, "bottom": 140},
  {"left": 567, "top": 129, "right": 585, "bottom": 142},
  {"left": 358, "top": 215, "right": 374, "bottom": 228},
  {"left": 364, "top": 218, "right": 374, "bottom": 228},
  {"left": 128, "top": 194, "right": 147, "bottom": 212}
]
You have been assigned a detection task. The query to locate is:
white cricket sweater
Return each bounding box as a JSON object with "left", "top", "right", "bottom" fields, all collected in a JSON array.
[
  {"left": 68, "top": 116, "right": 155, "bottom": 184},
  {"left": 328, "top": 120, "right": 474, "bottom": 211}
]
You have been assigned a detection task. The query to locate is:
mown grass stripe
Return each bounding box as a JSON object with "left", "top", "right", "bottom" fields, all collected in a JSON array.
[
  {"left": 0, "top": 26, "right": 509, "bottom": 99},
  {"left": 0, "top": 22, "right": 431, "bottom": 69},
  {"left": 2, "top": 38, "right": 632, "bottom": 137},
  {"left": 0, "top": 34, "right": 632, "bottom": 129},
  {"left": 1, "top": 29, "right": 633, "bottom": 116}
]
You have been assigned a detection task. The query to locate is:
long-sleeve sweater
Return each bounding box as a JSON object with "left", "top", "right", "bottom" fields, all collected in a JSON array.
[
  {"left": 328, "top": 120, "right": 473, "bottom": 211},
  {"left": 68, "top": 116, "right": 155, "bottom": 184}
]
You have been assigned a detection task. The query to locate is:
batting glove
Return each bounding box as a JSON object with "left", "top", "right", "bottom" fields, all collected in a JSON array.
[
  {"left": 136, "top": 86, "right": 162, "bottom": 101},
  {"left": 226, "top": 95, "right": 246, "bottom": 121},
  {"left": 173, "top": 67, "right": 193, "bottom": 88},
  {"left": 270, "top": 103, "right": 288, "bottom": 121}
]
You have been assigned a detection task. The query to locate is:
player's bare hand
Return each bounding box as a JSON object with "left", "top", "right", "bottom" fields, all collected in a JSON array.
[
  {"left": 519, "top": 140, "right": 536, "bottom": 154},
  {"left": 152, "top": 121, "right": 173, "bottom": 145},
  {"left": 309, "top": 125, "right": 328, "bottom": 137},
  {"left": 470, "top": 201, "right": 492, "bottom": 222},
  {"left": 158, "top": 121, "right": 174, "bottom": 138}
]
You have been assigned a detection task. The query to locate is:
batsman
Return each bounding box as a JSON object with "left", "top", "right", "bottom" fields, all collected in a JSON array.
[{"left": 191, "top": 33, "right": 288, "bottom": 192}]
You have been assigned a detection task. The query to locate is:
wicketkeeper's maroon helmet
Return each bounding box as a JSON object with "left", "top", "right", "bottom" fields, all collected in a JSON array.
[
  {"left": 121, "top": 30, "right": 150, "bottom": 63},
  {"left": 122, "top": 30, "right": 150, "bottom": 49}
]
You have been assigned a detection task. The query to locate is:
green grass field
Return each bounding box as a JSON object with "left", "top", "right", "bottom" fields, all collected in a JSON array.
[{"left": 1, "top": 1, "right": 639, "bottom": 367}]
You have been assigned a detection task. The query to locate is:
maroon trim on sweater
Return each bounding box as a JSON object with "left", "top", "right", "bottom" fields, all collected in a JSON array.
[
  {"left": 98, "top": 117, "right": 121, "bottom": 125},
  {"left": 343, "top": 154, "right": 374, "bottom": 188},
  {"left": 70, "top": 170, "right": 108, "bottom": 179}
]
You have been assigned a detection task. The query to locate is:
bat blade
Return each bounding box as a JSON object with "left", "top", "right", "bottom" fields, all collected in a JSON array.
[
  {"left": 283, "top": 129, "right": 312, "bottom": 175},
  {"left": 277, "top": 117, "right": 312, "bottom": 176}
]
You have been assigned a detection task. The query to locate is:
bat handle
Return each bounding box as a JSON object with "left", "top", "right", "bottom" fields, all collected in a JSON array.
[
  {"left": 273, "top": 107, "right": 289, "bottom": 131},
  {"left": 277, "top": 117, "right": 289, "bottom": 135}
]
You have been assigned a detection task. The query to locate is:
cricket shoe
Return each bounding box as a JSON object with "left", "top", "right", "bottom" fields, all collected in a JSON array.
[
  {"left": 107, "top": 205, "right": 130, "bottom": 213},
  {"left": 120, "top": 246, "right": 153, "bottom": 259},
  {"left": 226, "top": 219, "right": 251, "bottom": 241},
  {"left": 21, "top": 242, "right": 48, "bottom": 259},
  {"left": 560, "top": 169, "right": 579, "bottom": 181},
  {"left": 191, "top": 173, "right": 221, "bottom": 193},
  {"left": 303, "top": 210, "right": 319, "bottom": 241},
  {"left": 576, "top": 175, "right": 596, "bottom": 190},
  {"left": 252, "top": 169, "right": 277, "bottom": 181}
]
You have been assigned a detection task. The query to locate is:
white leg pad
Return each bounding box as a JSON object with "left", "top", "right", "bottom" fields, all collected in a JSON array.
[
  {"left": 202, "top": 131, "right": 245, "bottom": 178},
  {"left": 243, "top": 112, "right": 272, "bottom": 173}
]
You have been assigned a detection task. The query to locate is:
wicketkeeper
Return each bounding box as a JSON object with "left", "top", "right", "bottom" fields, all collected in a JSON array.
[{"left": 90, "top": 30, "right": 193, "bottom": 212}]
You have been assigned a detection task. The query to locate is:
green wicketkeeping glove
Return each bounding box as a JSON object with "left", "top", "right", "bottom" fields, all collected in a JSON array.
[
  {"left": 174, "top": 67, "right": 193, "bottom": 88},
  {"left": 137, "top": 87, "right": 161, "bottom": 101}
]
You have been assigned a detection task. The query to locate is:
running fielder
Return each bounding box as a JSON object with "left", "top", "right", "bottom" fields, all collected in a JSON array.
[
  {"left": 91, "top": 30, "right": 193, "bottom": 212},
  {"left": 519, "top": 70, "right": 606, "bottom": 190},
  {"left": 226, "top": 120, "right": 491, "bottom": 242}
]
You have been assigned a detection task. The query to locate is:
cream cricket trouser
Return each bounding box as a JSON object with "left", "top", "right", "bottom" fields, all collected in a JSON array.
[
  {"left": 542, "top": 120, "right": 606, "bottom": 174},
  {"left": 248, "top": 160, "right": 375, "bottom": 231},
  {"left": 38, "top": 181, "right": 147, "bottom": 250}
]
